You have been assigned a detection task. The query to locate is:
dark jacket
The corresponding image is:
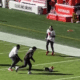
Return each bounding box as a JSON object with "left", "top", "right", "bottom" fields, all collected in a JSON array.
[{"left": 24, "top": 49, "right": 35, "bottom": 61}]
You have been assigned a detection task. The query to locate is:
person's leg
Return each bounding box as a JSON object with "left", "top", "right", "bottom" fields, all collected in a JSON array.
[
  {"left": 9, "top": 57, "right": 16, "bottom": 69},
  {"left": 46, "top": 40, "right": 50, "bottom": 55},
  {"left": 10, "top": 57, "right": 20, "bottom": 69},
  {"left": 16, "top": 60, "right": 27, "bottom": 72},
  {"left": 28, "top": 61, "right": 32, "bottom": 71},
  {"left": 19, "top": 60, "right": 27, "bottom": 68},
  {"left": 8, "top": 57, "right": 17, "bottom": 71},
  {"left": 50, "top": 41, "right": 54, "bottom": 55},
  {"left": 28, "top": 60, "right": 32, "bottom": 74}
]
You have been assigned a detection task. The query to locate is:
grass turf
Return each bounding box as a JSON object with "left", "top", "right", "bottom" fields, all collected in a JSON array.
[
  {"left": 0, "top": 40, "right": 80, "bottom": 80},
  {"left": 0, "top": 7, "right": 80, "bottom": 80},
  {"left": 0, "top": 8, "right": 80, "bottom": 48}
]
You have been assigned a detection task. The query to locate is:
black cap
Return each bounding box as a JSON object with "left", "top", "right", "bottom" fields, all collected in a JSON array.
[
  {"left": 17, "top": 44, "right": 20, "bottom": 49},
  {"left": 32, "top": 46, "right": 37, "bottom": 50}
]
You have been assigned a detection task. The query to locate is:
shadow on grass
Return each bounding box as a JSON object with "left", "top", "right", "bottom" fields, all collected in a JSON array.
[
  {"left": 0, "top": 64, "right": 18, "bottom": 67},
  {"left": 58, "top": 55, "right": 80, "bottom": 58},
  {"left": 46, "top": 53, "right": 79, "bottom": 58},
  {"left": 0, "top": 20, "right": 7, "bottom": 22},
  {"left": 19, "top": 68, "right": 58, "bottom": 72},
  {"left": 0, "top": 64, "right": 11, "bottom": 66},
  {"left": 51, "top": 54, "right": 78, "bottom": 58},
  {"left": 19, "top": 72, "right": 73, "bottom": 76},
  {"left": 32, "top": 72, "right": 73, "bottom": 75},
  {"left": 19, "top": 68, "right": 73, "bottom": 75}
]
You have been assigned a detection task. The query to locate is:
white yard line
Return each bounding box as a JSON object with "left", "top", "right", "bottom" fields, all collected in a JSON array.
[
  {"left": 54, "top": 76, "right": 80, "bottom": 80},
  {"left": 0, "top": 32, "right": 80, "bottom": 57},
  {"left": 33, "top": 59, "right": 80, "bottom": 66},
  {"left": 0, "top": 50, "right": 28, "bottom": 54},
  {"left": 0, "top": 59, "right": 80, "bottom": 71},
  {"left": 0, "top": 53, "right": 4, "bottom": 54}
]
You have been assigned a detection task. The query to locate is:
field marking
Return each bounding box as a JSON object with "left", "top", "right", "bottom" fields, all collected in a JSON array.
[
  {"left": 0, "top": 48, "right": 46, "bottom": 54},
  {"left": 33, "top": 59, "right": 80, "bottom": 66},
  {"left": 0, "top": 68, "right": 8, "bottom": 71},
  {"left": 0, "top": 49, "right": 28, "bottom": 54},
  {"left": 0, "top": 53, "right": 4, "bottom": 54},
  {"left": 0, "top": 59, "right": 80, "bottom": 71},
  {"left": 0, "top": 32, "right": 80, "bottom": 57},
  {"left": 0, "top": 23, "right": 80, "bottom": 42},
  {"left": 54, "top": 76, "right": 80, "bottom": 80}
]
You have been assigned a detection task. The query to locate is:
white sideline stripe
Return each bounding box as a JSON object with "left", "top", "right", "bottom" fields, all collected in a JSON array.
[
  {"left": 0, "top": 49, "right": 45, "bottom": 54},
  {"left": 0, "top": 32, "right": 80, "bottom": 57},
  {"left": 0, "top": 59, "right": 80, "bottom": 71},
  {"left": 0, "top": 68, "right": 8, "bottom": 71},
  {"left": 0, "top": 50, "right": 28, "bottom": 54},
  {"left": 33, "top": 59, "right": 80, "bottom": 66},
  {"left": 0, "top": 53, "right": 4, "bottom": 54},
  {"left": 54, "top": 76, "right": 80, "bottom": 80}
]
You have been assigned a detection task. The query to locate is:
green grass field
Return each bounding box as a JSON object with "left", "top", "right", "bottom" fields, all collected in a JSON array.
[
  {"left": 0, "top": 40, "right": 80, "bottom": 80},
  {"left": 0, "top": 8, "right": 80, "bottom": 48},
  {"left": 0, "top": 7, "right": 80, "bottom": 80}
]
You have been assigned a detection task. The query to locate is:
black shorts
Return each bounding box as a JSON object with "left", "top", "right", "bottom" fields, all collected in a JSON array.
[
  {"left": 10, "top": 57, "right": 20, "bottom": 62},
  {"left": 46, "top": 40, "right": 54, "bottom": 45}
]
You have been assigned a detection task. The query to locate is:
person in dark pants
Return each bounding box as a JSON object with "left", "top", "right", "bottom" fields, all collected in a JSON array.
[
  {"left": 47, "top": 0, "right": 52, "bottom": 13},
  {"left": 46, "top": 26, "right": 56, "bottom": 55},
  {"left": 16, "top": 46, "right": 37, "bottom": 74},
  {"left": 8, "top": 44, "right": 22, "bottom": 71}
]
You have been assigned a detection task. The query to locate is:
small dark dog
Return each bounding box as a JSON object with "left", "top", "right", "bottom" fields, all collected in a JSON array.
[{"left": 45, "top": 66, "right": 54, "bottom": 72}]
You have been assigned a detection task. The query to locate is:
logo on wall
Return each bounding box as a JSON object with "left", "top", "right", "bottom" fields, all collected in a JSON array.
[
  {"left": 15, "top": 4, "right": 32, "bottom": 11},
  {"left": 58, "top": 8, "right": 70, "bottom": 14}
]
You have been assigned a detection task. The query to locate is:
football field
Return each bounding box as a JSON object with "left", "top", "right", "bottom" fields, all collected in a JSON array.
[
  {"left": 0, "top": 7, "right": 80, "bottom": 80},
  {"left": 0, "top": 40, "right": 80, "bottom": 80}
]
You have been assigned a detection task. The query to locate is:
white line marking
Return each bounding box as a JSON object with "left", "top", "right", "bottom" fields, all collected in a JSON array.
[
  {"left": 0, "top": 68, "right": 8, "bottom": 71},
  {"left": 0, "top": 49, "right": 46, "bottom": 54},
  {"left": 33, "top": 59, "right": 80, "bottom": 66},
  {"left": 54, "top": 76, "right": 80, "bottom": 80},
  {"left": 0, "top": 32, "right": 80, "bottom": 57},
  {"left": 0, "top": 53, "right": 4, "bottom": 54},
  {"left": 0, "top": 50, "right": 28, "bottom": 54},
  {"left": 0, "top": 59, "right": 80, "bottom": 71}
]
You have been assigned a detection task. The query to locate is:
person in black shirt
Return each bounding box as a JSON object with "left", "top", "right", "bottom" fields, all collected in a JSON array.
[{"left": 15, "top": 46, "right": 37, "bottom": 74}]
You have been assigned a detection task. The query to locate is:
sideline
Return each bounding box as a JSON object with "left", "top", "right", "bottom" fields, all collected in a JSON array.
[
  {"left": 53, "top": 76, "right": 80, "bottom": 80},
  {"left": 0, "top": 32, "right": 80, "bottom": 57},
  {"left": 0, "top": 23, "right": 80, "bottom": 42}
]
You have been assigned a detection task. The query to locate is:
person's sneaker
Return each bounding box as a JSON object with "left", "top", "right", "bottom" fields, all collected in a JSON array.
[
  {"left": 15, "top": 66, "right": 19, "bottom": 72},
  {"left": 8, "top": 68, "right": 13, "bottom": 71},
  {"left": 52, "top": 52, "right": 55, "bottom": 56},
  {"left": 46, "top": 51, "right": 49, "bottom": 55},
  {"left": 28, "top": 71, "right": 32, "bottom": 74}
]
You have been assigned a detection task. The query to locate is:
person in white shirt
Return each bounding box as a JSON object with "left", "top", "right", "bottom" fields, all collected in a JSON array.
[
  {"left": 46, "top": 26, "right": 56, "bottom": 55},
  {"left": 8, "top": 44, "right": 22, "bottom": 71}
]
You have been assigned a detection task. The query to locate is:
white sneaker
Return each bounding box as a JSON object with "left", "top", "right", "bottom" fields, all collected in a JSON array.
[
  {"left": 15, "top": 66, "right": 18, "bottom": 70},
  {"left": 28, "top": 71, "right": 32, "bottom": 74},
  {"left": 8, "top": 68, "right": 13, "bottom": 71},
  {"left": 15, "top": 66, "right": 19, "bottom": 72}
]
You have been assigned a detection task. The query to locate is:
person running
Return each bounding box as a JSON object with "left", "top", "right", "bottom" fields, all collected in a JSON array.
[{"left": 15, "top": 46, "right": 37, "bottom": 74}]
